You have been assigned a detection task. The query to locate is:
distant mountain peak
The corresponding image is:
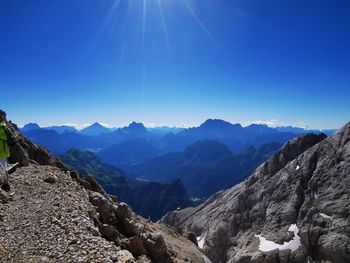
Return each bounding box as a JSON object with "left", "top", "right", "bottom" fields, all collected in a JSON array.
[
  {"left": 123, "top": 122, "right": 148, "bottom": 134},
  {"left": 24, "top": 122, "right": 40, "bottom": 126},
  {"left": 200, "top": 119, "right": 242, "bottom": 129},
  {"left": 80, "top": 122, "right": 111, "bottom": 136},
  {"left": 245, "top": 123, "right": 275, "bottom": 134},
  {"left": 91, "top": 122, "right": 105, "bottom": 127},
  {"left": 246, "top": 123, "right": 269, "bottom": 128},
  {"left": 21, "top": 123, "right": 41, "bottom": 132},
  {"left": 128, "top": 121, "right": 146, "bottom": 129}
]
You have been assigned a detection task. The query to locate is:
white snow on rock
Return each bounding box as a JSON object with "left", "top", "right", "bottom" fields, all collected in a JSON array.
[
  {"left": 296, "top": 165, "right": 300, "bottom": 170},
  {"left": 197, "top": 235, "right": 206, "bottom": 249},
  {"left": 255, "top": 224, "right": 301, "bottom": 252},
  {"left": 319, "top": 213, "right": 332, "bottom": 219}
]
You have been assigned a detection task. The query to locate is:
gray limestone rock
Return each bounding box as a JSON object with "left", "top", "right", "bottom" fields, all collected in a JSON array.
[{"left": 162, "top": 123, "right": 350, "bottom": 263}]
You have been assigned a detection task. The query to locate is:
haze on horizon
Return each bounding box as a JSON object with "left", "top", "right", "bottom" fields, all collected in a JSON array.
[{"left": 1, "top": 0, "right": 349, "bottom": 130}]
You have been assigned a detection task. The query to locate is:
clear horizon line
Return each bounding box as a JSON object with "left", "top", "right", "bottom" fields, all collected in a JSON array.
[{"left": 15, "top": 119, "right": 340, "bottom": 131}]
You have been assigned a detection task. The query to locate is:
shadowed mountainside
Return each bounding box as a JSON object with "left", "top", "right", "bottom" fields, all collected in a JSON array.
[
  {"left": 129, "top": 140, "right": 282, "bottom": 198},
  {"left": 59, "top": 149, "right": 192, "bottom": 221}
]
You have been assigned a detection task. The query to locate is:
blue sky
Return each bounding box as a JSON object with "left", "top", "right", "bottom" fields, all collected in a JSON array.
[{"left": 0, "top": 0, "right": 349, "bottom": 129}]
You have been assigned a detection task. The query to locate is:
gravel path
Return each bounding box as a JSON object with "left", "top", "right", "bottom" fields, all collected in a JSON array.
[{"left": 0, "top": 165, "right": 127, "bottom": 263}]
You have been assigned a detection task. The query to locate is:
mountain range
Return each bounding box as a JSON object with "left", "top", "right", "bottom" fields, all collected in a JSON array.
[
  {"left": 20, "top": 119, "right": 336, "bottom": 200},
  {"left": 21, "top": 123, "right": 78, "bottom": 134},
  {"left": 21, "top": 118, "right": 334, "bottom": 157}
]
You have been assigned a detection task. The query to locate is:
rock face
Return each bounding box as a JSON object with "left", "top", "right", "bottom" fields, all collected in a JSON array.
[
  {"left": 161, "top": 124, "right": 350, "bottom": 263},
  {"left": 0, "top": 119, "right": 208, "bottom": 263}
]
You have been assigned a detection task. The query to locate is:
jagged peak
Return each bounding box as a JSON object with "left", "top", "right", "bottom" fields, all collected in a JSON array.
[
  {"left": 246, "top": 132, "right": 327, "bottom": 186},
  {"left": 120, "top": 122, "right": 148, "bottom": 134},
  {"left": 330, "top": 121, "right": 350, "bottom": 148},
  {"left": 127, "top": 121, "right": 146, "bottom": 129},
  {"left": 21, "top": 123, "right": 41, "bottom": 131}
]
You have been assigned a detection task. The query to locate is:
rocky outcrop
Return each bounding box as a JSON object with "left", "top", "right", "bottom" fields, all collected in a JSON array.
[
  {"left": 0, "top": 117, "right": 208, "bottom": 262},
  {"left": 161, "top": 125, "right": 350, "bottom": 263}
]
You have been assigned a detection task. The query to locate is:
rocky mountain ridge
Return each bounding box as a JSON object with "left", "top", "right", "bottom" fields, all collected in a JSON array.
[{"left": 161, "top": 123, "right": 350, "bottom": 263}]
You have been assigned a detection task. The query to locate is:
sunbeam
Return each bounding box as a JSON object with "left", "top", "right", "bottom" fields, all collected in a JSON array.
[
  {"left": 105, "top": 0, "right": 121, "bottom": 29},
  {"left": 141, "top": 63, "right": 146, "bottom": 106},
  {"left": 142, "top": 0, "right": 147, "bottom": 51},
  {"left": 100, "top": 0, "right": 122, "bottom": 38},
  {"left": 180, "top": 0, "right": 219, "bottom": 46},
  {"left": 116, "top": 38, "right": 128, "bottom": 72},
  {"left": 157, "top": 0, "right": 172, "bottom": 55}
]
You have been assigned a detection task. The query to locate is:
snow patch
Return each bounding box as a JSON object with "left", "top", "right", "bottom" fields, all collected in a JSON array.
[
  {"left": 197, "top": 235, "right": 206, "bottom": 249},
  {"left": 255, "top": 224, "right": 301, "bottom": 252},
  {"left": 296, "top": 165, "right": 300, "bottom": 170},
  {"left": 319, "top": 213, "right": 332, "bottom": 219}
]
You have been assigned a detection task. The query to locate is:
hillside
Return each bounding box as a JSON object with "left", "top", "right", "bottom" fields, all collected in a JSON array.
[
  {"left": 0, "top": 119, "right": 209, "bottom": 262},
  {"left": 97, "top": 138, "right": 164, "bottom": 168},
  {"left": 59, "top": 149, "right": 192, "bottom": 220},
  {"left": 161, "top": 124, "right": 350, "bottom": 262},
  {"left": 59, "top": 148, "right": 130, "bottom": 182},
  {"left": 130, "top": 140, "right": 281, "bottom": 198}
]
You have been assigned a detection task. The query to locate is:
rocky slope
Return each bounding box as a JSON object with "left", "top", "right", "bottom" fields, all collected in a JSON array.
[
  {"left": 161, "top": 123, "right": 350, "bottom": 263},
  {"left": 0, "top": 120, "right": 208, "bottom": 262}
]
